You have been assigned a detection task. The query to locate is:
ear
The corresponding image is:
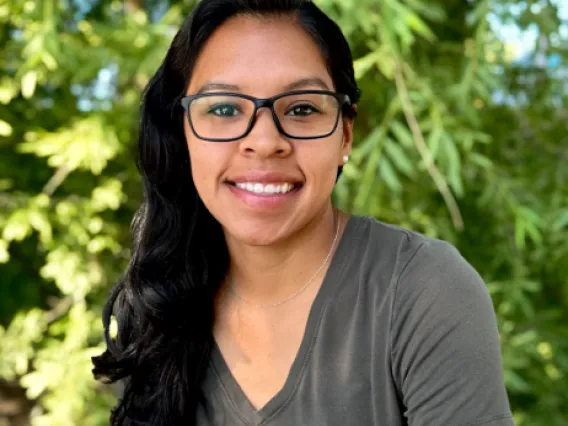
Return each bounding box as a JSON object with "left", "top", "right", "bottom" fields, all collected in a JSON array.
[{"left": 340, "top": 110, "right": 355, "bottom": 164}]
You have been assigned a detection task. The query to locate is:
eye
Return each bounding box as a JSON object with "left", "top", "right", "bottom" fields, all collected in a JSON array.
[
  {"left": 287, "top": 104, "right": 319, "bottom": 117},
  {"left": 208, "top": 103, "right": 240, "bottom": 117}
]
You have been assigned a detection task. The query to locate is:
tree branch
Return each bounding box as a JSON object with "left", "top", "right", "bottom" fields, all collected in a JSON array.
[
  {"left": 393, "top": 63, "right": 464, "bottom": 230},
  {"left": 42, "top": 165, "right": 71, "bottom": 197},
  {"left": 45, "top": 296, "right": 75, "bottom": 324}
]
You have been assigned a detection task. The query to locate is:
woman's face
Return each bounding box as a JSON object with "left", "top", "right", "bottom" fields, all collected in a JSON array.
[{"left": 184, "top": 15, "right": 354, "bottom": 246}]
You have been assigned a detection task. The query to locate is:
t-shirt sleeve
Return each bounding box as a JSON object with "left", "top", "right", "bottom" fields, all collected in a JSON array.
[{"left": 389, "top": 239, "right": 515, "bottom": 426}]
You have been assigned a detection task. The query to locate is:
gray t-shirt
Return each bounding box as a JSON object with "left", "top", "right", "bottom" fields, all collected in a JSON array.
[{"left": 196, "top": 215, "right": 514, "bottom": 426}]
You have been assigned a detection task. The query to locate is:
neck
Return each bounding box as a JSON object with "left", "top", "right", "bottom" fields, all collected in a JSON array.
[{"left": 223, "top": 205, "right": 344, "bottom": 306}]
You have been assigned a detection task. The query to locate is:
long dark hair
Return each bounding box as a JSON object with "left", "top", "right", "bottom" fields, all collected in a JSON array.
[{"left": 92, "top": 1, "right": 360, "bottom": 424}]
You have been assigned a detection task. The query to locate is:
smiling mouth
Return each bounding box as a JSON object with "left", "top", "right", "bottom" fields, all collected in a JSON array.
[{"left": 225, "top": 181, "right": 303, "bottom": 195}]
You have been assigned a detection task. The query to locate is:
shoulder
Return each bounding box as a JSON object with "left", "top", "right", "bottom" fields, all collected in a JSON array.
[
  {"left": 351, "top": 216, "right": 498, "bottom": 355},
  {"left": 354, "top": 217, "right": 514, "bottom": 425},
  {"left": 350, "top": 215, "right": 474, "bottom": 288},
  {"left": 347, "top": 215, "right": 491, "bottom": 319},
  {"left": 355, "top": 214, "right": 460, "bottom": 258}
]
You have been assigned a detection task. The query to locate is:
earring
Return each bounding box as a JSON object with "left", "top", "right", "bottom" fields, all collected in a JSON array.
[{"left": 343, "top": 155, "right": 349, "bottom": 163}]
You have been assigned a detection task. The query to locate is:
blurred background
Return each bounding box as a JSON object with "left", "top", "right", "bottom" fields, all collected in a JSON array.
[{"left": 1, "top": 0, "right": 567, "bottom": 425}]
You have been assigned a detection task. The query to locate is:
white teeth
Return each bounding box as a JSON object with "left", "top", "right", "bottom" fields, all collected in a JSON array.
[{"left": 235, "top": 182, "right": 295, "bottom": 194}]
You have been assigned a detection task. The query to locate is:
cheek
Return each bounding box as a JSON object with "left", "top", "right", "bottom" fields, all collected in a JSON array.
[
  {"left": 298, "top": 143, "right": 341, "bottom": 187},
  {"left": 185, "top": 136, "right": 229, "bottom": 200}
]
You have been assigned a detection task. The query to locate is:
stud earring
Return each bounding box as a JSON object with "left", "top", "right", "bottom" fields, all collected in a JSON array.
[{"left": 343, "top": 155, "right": 349, "bottom": 163}]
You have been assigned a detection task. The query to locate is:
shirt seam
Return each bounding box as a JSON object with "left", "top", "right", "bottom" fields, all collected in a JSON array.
[
  {"left": 258, "top": 216, "right": 360, "bottom": 424},
  {"left": 258, "top": 301, "right": 329, "bottom": 425},
  {"left": 210, "top": 359, "right": 256, "bottom": 426},
  {"left": 388, "top": 239, "right": 426, "bottom": 396},
  {"left": 465, "top": 413, "right": 514, "bottom": 426}
]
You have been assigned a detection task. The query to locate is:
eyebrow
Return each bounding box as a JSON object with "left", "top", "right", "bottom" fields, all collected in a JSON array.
[
  {"left": 284, "top": 77, "right": 331, "bottom": 91},
  {"left": 196, "top": 82, "right": 241, "bottom": 94},
  {"left": 195, "top": 77, "right": 332, "bottom": 95}
]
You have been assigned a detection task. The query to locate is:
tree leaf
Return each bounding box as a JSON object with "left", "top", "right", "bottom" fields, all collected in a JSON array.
[
  {"left": 378, "top": 156, "right": 402, "bottom": 192},
  {"left": 384, "top": 137, "right": 414, "bottom": 177}
]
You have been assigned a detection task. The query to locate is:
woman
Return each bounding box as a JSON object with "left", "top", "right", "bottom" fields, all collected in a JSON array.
[{"left": 93, "top": 1, "right": 515, "bottom": 425}]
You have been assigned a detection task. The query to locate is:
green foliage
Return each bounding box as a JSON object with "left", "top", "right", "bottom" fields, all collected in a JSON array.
[{"left": 1, "top": 0, "right": 566, "bottom": 425}]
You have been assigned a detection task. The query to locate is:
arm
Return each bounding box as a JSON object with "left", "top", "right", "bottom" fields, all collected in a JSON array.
[{"left": 390, "top": 240, "right": 514, "bottom": 426}]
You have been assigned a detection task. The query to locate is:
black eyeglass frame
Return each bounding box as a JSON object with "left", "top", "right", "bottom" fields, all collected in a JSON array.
[{"left": 180, "top": 90, "right": 352, "bottom": 142}]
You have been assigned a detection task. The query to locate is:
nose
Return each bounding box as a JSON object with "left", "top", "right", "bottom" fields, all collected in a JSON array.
[{"left": 238, "top": 108, "right": 292, "bottom": 158}]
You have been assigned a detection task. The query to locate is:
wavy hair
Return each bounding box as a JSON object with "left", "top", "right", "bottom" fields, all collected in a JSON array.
[{"left": 92, "top": 0, "right": 360, "bottom": 424}]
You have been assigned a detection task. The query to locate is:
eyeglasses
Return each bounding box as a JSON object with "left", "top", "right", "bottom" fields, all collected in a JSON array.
[{"left": 180, "top": 90, "right": 351, "bottom": 142}]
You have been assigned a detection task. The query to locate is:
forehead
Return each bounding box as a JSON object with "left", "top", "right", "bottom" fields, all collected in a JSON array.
[{"left": 186, "top": 15, "right": 334, "bottom": 96}]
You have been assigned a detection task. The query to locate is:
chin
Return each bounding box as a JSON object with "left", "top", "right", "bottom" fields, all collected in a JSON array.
[
  {"left": 238, "top": 235, "right": 280, "bottom": 247},
  {"left": 222, "top": 216, "right": 296, "bottom": 247},
  {"left": 232, "top": 226, "right": 286, "bottom": 247}
]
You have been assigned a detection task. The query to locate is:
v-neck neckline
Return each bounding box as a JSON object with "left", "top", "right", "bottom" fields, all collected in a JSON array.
[{"left": 210, "top": 215, "right": 360, "bottom": 426}]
